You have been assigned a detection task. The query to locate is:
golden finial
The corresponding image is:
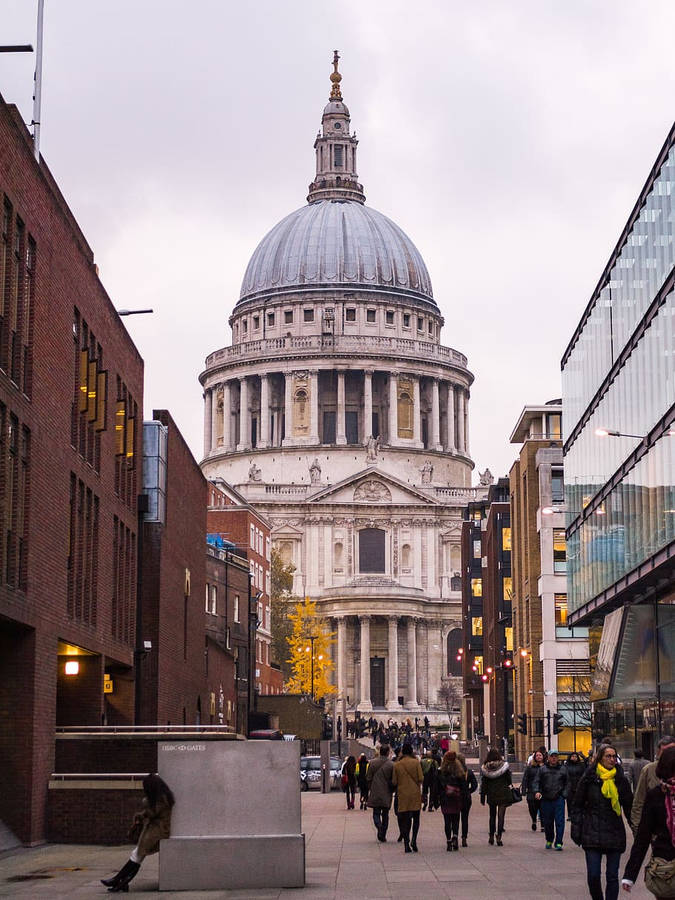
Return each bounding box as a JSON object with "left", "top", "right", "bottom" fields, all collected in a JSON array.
[{"left": 329, "top": 49, "right": 342, "bottom": 100}]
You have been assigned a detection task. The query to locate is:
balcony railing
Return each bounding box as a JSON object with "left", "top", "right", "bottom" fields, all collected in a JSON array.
[{"left": 205, "top": 334, "right": 468, "bottom": 369}]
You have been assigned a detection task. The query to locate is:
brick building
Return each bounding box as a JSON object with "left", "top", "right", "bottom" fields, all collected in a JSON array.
[
  {"left": 0, "top": 94, "right": 143, "bottom": 844},
  {"left": 461, "top": 479, "right": 513, "bottom": 748},
  {"left": 509, "top": 401, "right": 590, "bottom": 759},
  {"left": 206, "top": 480, "right": 282, "bottom": 696}
]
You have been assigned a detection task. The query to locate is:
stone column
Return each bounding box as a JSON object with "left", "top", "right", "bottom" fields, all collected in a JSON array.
[
  {"left": 446, "top": 383, "right": 455, "bottom": 451},
  {"left": 337, "top": 617, "right": 347, "bottom": 701},
  {"left": 363, "top": 369, "right": 373, "bottom": 443},
  {"left": 457, "top": 389, "right": 466, "bottom": 453},
  {"left": 259, "top": 374, "right": 269, "bottom": 448},
  {"left": 336, "top": 370, "right": 346, "bottom": 445},
  {"left": 237, "top": 376, "right": 249, "bottom": 451},
  {"left": 431, "top": 378, "right": 442, "bottom": 451},
  {"left": 283, "top": 372, "right": 293, "bottom": 445},
  {"left": 210, "top": 383, "right": 220, "bottom": 449},
  {"left": 416, "top": 622, "right": 426, "bottom": 706},
  {"left": 388, "top": 372, "right": 398, "bottom": 446},
  {"left": 359, "top": 615, "right": 372, "bottom": 711},
  {"left": 464, "top": 392, "right": 470, "bottom": 456},
  {"left": 309, "top": 370, "right": 320, "bottom": 444},
  {"left": 407, "top": 617, "right": 419, "bottom": 708},
  {"left": 222, "top": 382, "right": 231, "bottom": 450},
  {"left": 386, "top": 616, "right": 400, "bottom": 709},
  {"left": 427, "top": 623, "right": 442, "bottom": 708},
  {"left": 413, "top": 376, "right": 422, "bottom": 447},
  {"left": 204, "top": 388, "right": 213, "bottom": 456}
]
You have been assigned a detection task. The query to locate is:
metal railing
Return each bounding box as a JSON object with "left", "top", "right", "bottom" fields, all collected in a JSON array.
[{"left": 55, "top": 725, "right": 236, "bottom": 734}]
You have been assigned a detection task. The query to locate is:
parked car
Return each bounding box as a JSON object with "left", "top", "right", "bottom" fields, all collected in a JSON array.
[{"left": 300, "top": 756, "right": 342, "bottom": 790}]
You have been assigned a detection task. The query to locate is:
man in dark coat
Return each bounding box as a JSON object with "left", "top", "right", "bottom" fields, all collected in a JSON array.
[
  {"left": 534, "top": 750, "right": 568, "bottom": 849},
  {"left": 367, "top": 744, "right": 394, "bottom": 842}
]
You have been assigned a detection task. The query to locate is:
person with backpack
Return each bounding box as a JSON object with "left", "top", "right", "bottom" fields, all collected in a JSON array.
[
  {"left": 421, "top": 750, "right": 438, "bottom": 811},
  {"left": 480, "top": 748, "right": 514, "bottom": 846},
  {"left": 356, "top": 753, "right": 370, "bottom": 810},
  {"left": 437, "top": 751, "right": 468, "bottom": 851}
]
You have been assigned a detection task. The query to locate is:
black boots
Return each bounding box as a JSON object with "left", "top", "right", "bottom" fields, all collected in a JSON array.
[
  {"left": 461, "top": 836, "right": 468, "bottom": 847},
  {"left": 101, "top": 859, "right": 140, "bottom": 892},
  {"left": 496, "top": 833, "right": 503, "bottom": 847},
  {"left": 451, "top": 836, "right": 458, "bottom": 851},
  {"left": 488, "top": 833, "right": 495, "bottom": 845}
]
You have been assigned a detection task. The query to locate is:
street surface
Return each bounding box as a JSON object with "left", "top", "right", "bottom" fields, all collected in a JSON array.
[{"left": 0, "top": 789, "right": 652, "bottom": 898}]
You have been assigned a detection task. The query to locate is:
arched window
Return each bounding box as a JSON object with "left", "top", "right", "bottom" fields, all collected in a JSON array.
[
  {"left": 398, "top": 391, "right": 413, "bottom": 438},
  {"left": 359, "top": 528, "right": 385, "bottom": 573},
  {"left": 447, "top": 628, "right": 463, "bottom": 676},
  {"left": 450, "top": 574, "right": 461, "bottom": 591},
  {"left": 401, "top": 543, "right": 411, "bottom": 569}
]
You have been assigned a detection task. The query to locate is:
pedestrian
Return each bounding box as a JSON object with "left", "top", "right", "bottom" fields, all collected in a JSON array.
[
  {"left": 437, "top": 751, "right": 468, "bottom": 851},
  {"left": 421, "top": 750, "right": 438, "bottom": 812},
  {"left": 571, "top": 742, "right": 632, "bottom": 900},
  {"left": 356, "top": 753, "right": 369, "bottom": 810},
  {"left": 342, "top": 755, "right": 357, "bottom": 809},
  {"left": 457, "top": 753, "right": 478, "bottom": 847},
  {"left": 534, "top": 750, "right": 568, "bottom": 850},
  {"left": 632, "top": 738, "right": 675, "bottom": 831},
  {"left": 480, "top": 748, "right": 513, "bottom": 846},
  {"left": 522, "top": 749, "right": 546, "bottom": 832},
  {"left": 392, "top": 742, "right": 423, "bottom": 853},
  {"left": 367, "top": 744, "right": 394, "bottom": 842},
  {"left": 624, "top": 750, "right": 649, "bottom": 792},
  {"left": 622, "top": 746, "right": 675, "bottom": 896},
  {"left": 101, "top": 773, "right": 174, "bottom": 893},
  {"left": 565, "top": 752, "right": 587, "bottom": 820}
]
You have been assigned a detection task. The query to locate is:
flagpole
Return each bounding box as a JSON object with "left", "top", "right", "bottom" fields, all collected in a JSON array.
[{"left": 32, "top": 0, "right": 45, "bottom": 162}]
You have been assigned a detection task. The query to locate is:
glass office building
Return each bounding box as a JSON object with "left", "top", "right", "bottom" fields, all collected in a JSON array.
[{"left": 561, "top": 122, "right": 675, "bottom": 755}]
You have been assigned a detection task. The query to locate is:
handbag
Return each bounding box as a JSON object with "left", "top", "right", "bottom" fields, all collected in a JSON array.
[
  {"left": 510, "top": 786, "right": 523, "bottom": 804},
  {"left": 341, "top": 773, "right": 349, "bottom": 789},
  {"left": 645, "top": 856, "right": 675, "bottom": 898}
]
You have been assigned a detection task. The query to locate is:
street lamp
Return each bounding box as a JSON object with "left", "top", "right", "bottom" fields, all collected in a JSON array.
[{"left": 117, "top": 309, "right": 154, "bottom": 316}]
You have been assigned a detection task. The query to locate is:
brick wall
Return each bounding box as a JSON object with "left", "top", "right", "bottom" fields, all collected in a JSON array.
[
  {"left": 47, "top": 785, "right": 144, "bottom": 844},
  {"left": 54, "top": 737, "right": 157, "bottom": 774}
]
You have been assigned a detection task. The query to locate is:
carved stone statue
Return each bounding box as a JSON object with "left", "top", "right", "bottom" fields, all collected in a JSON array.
[
  {"left": 354, "top": 479, "right": 392, "bottom": 502},
  {"left": 309, "top": 458, "right": 322, "bottom": 485},
  {"left": 248, "top": 461, "right": 262, "bottom": 482},
  {"left": 479, "top": 468, "right": 494, "bottom": 486},
  {"left": 365, "top": 434, "right": 380, "bottom": 463},
  {"left": 420, "top": 461, "right": 433, "bottom": 484}
]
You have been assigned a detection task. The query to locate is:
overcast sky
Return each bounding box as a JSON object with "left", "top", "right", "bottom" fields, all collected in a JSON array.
[{"left": 1, "top": 0, "right": 673, "bottom": 480}]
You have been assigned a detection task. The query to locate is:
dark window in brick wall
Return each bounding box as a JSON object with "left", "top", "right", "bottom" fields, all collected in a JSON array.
[
  {"left": 114, "top": 376, "right": 137, "bottom": 510},
  {"left": 112, "top": 515, "right": 135, "bottom": 644},
  {"left": 67, "top": 475, "right": 100, "bottom": 626}
]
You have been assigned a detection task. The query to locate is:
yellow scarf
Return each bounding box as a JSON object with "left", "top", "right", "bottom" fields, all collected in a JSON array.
[{"left": 597, "top": 763, "right": 621, "bottom": 816}]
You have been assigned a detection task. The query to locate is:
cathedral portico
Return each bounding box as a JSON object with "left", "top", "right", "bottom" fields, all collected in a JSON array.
[{"left": 199, "top": 53, "right": 487, "bottom": 719}]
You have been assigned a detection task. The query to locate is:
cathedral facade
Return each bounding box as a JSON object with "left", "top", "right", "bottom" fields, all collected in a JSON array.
[{"left": 200, "top": 54, "right": 486, "bottom": 717}]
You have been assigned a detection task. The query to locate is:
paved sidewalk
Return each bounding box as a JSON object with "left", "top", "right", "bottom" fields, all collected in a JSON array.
[{"left": 0, "top": 791, "right": 652, "bottom": 898}]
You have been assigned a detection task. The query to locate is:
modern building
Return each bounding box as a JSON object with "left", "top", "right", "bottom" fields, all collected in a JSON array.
[
  {"left": 206, "top": 480, "right": 283, "bottom": 697},
  {"left": 509, "top": 401, "right": 591, "bottom": 759},
  {"left": 461, "top": 478, "right": 513, "bottom": 750},
  {"left": 562, "top": 122, "right": 675, "bottom": 757},
  {"left": 199, "top": 53, "right": 487, "bottom": 719},
  {"left": 0, "top": 94, "right": 144, "bottom": 844}
]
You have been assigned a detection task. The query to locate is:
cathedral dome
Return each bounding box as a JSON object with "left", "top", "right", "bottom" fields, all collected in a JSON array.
[{"left": 239, "top": 199, "right": 435, "bottom": 304}]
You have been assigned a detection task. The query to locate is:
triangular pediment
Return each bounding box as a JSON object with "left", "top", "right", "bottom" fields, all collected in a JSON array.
[
  {"left": 307, "top": 469, "right": 437, "bottom": 506},
  {"left": 271, "top": 522, "right": 305, "bottom": 537}
]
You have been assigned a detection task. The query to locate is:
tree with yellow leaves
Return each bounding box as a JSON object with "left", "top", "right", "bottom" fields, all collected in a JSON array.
[{"left": 286, "top": 597, "right": 336, "bottom": 701}]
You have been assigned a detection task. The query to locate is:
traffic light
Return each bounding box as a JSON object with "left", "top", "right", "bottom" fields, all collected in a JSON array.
[
  {"left": 553, "top": 713, "right": 564, "bottom": 734},
  {"left": 517, "top": 713, "right": 528, "bottom": 735}
]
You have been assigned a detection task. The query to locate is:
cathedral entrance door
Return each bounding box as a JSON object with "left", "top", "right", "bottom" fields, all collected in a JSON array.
[{"left": 370, "top": 657, "right": 385, "bottom": 708}]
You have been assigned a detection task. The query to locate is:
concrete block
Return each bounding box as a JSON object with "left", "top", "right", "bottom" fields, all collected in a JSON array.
[{"left": 159, "top": 835, "right": 305, "bottom": 890}]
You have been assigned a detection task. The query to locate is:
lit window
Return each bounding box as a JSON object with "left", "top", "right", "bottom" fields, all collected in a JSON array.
[
  {"left": 473, "top": 540, "right": 481, "bottom": 559},
  {"left": 471, "top": 578, "right": 482, "bottom": 598},
  {"left": 234, "top": 594, "right": 240, "bottom": 623},
  {"left": 505, "top": 626, "right": 513, "bottom": 651},
  {"left": 345, "top": 308, "right": 356, "bottom": 322},
  {"left": 502, "top": 527, "right": 512, "bottom": 551},
  {"left": 555, "top": 594, "right": 568, "bottom": 627},
  {"left": 471, "top": 617, "right": 483, "bottom": 636},
  {"left": 553, "top": 529, "right": 567, "bottom": 573},
  {"left": 503, "top": 576, "right": 513, "bottom": 602}
]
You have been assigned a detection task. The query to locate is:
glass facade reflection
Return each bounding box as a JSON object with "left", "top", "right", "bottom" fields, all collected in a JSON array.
[
  {"left": 562, "top": 123, "right": 675, "bottom": 746},
  {"left": 563, "top": 145, "right": 675, "bottom": 433}
]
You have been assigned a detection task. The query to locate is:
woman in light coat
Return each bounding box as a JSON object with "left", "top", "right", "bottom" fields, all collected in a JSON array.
[
  {"left": 392, "top": 742, "right": 423, "bottom": 853},
  {"left": 101, "top": 774, "right": 174, "bottom": 893}
]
